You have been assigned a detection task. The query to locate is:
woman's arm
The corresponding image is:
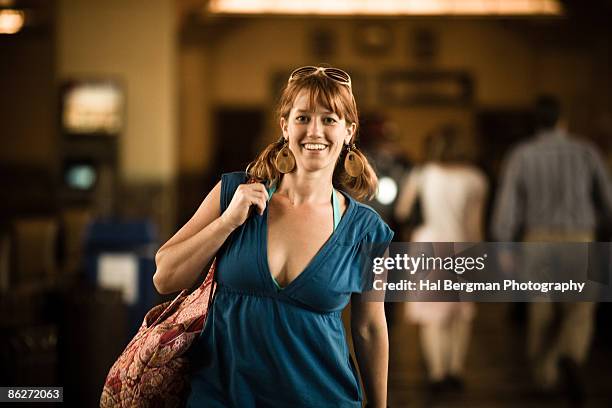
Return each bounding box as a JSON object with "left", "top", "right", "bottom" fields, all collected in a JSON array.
[
  {"left": 394, "top": 169, "right": 419, "bottom": 222},
  {"left": 153, "top": 180, "right": 268, "bottom": 294},
  {"left": 350, "top": 294, "right": 388, "bottom": 408}
]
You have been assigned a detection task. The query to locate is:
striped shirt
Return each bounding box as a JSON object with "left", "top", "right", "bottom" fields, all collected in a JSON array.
[{"left": 492, "top": 129, "right": 612, "bottom": 241}]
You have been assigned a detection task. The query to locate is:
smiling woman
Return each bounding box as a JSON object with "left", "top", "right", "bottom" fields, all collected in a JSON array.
[{"left": 153, "top": 66, "right": 394, "bottom": 407}]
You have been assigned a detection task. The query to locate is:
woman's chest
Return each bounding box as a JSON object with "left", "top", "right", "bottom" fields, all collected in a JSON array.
[
  {"left": 267, "top": 204, "right": 334, "bottom": 285},
  {"left": 216, "top": 208, "right": 363, "bottom": 311}
]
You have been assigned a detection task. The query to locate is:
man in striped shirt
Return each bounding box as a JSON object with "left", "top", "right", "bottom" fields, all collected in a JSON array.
[{"left": 492, "top": 95, "right": 612, "bottom": 403}]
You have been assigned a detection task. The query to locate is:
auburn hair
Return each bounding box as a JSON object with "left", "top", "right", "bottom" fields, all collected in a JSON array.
[{"left": 247, "top": 70, "right": 378, "bottom": 201}]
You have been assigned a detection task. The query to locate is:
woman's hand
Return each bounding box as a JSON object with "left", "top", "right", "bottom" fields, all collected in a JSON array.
[{"left": 220, "top": 183, "right": 269, "bottom": 230}]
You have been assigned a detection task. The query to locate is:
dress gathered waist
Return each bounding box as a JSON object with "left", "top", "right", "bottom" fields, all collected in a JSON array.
[{"left": 215, "top": 283, "right": 343, "bottom": 317}]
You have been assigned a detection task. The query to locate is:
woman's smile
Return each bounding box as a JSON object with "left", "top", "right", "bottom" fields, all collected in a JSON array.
[{"left": 301, "top": 142, "right": 329, "bottom": 152}]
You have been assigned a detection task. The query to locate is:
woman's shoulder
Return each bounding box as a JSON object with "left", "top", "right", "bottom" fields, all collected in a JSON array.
[
  {"left": 449, "top": 165, "right": 488, "bottom": 189},
  {"left": 220, "top": 171, "right": 251, "bottom": 191},
  {"left": 338, "top": 190, "right": 378, "bottom": 219},
  {"left": 221, "top": 171, "right": 249, "bottom": 183},
  {"left": 342, "top": 194, "right": 394, "bottom": 244},
  {"left": 219, "top": 171, "right": 249, "bottom": 211}
]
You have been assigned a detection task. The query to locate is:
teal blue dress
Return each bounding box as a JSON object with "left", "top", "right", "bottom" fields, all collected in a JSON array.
[{"left": 187, "top": 172, "right": 394, "bottom": 407}]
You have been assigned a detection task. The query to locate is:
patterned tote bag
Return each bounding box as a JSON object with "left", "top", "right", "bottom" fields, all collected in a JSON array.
[{"left": 100, "top": 260, "right": 217, "bottom": 407}]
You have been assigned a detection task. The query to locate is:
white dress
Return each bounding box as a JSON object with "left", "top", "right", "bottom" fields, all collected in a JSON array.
[{"left": 402, "top": 163, "right": 488, "bottom": 324}]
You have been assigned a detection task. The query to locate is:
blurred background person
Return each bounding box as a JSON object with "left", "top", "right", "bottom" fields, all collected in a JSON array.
[
  {"left": 395, "top": 125, "right": 488, "bottom": 396},
  {"left": 491, "top": 95, "right": 612, "bottom": 405}
]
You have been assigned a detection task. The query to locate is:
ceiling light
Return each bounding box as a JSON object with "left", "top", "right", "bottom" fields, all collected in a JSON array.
[
  {"left": 207, "top": 0, "right": 563, "bottom": 16},
  {"left": 0, "top": 9, "right": 25, "bottom": 34}
]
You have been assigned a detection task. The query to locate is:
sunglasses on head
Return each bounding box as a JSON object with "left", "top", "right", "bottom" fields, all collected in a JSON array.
[{"left": 288, "top": 66, "right": 352, "bottom": 89}]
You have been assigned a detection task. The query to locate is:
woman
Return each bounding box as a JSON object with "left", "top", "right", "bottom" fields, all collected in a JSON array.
[
  {"left": 395, "top": 126, "right": 488, "bottom": 393},
  {"left": 153, "top": 66, "right": 393, "bottom": 407}
]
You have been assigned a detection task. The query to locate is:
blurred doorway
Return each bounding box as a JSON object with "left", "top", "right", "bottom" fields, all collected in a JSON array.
[
  {"left": 476, "top": 109, "right": 534, "bottom": 177},
  {"left": 213, "top": 108, "right": 265, "bottom": 172},
  {"left": 176, "top": 108, "right": 265, "bottom": 227}
]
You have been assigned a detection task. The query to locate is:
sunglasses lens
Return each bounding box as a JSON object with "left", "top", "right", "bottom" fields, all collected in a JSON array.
[
  {"left": 324, "top": 68, "right": 350, "bottom": 84},
  {"left": 290, "top": 66, "right": 318, "bottom": 80}
]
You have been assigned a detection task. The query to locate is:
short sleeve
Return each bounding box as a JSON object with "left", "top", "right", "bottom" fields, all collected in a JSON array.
[
  {"left": 358, "top": 213, "right": 394, "bottom": 293},
  {"left": 220, "top": 172, "right": 249, "bottom": 213},
  {"left": 362, "top": 216, "right": 394, "bottom": 257}
]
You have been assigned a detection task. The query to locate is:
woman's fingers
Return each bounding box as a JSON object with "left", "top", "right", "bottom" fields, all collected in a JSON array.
[
  {"left": 245, "top": 188, "right": 268, "bottom": 215},
  {"left": 253, "top": 197, "right": 267, "bottom": 215},
  {"left": 225, "top": 183, "right": 269, "bottom": 227},
  {"left": 249, "top": 183, "right": 269, "bottom": 201},
  {"left": 239, "top": 182, "right": 268, "bottom": 198}
]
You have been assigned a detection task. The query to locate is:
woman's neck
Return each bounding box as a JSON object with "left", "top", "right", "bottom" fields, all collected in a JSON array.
[{"left": 276, "top": 170, "right": 333, "bottom": 206}]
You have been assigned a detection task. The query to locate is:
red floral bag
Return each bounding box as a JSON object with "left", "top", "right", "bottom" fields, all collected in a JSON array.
[{"left": 100, "top": 260, "right": 217, "bottom": 407}]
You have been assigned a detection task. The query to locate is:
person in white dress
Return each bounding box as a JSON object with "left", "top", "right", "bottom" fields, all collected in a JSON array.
[{"left": 395, "top": 126, "right": 488, "bottom": 393}]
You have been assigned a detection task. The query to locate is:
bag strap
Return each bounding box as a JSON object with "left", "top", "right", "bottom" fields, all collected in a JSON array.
[
  {"left": 149, "top": 290, "right": 188, "bottom": 328},
  {"left": 205, "top": 260, "right": 217, "bottom": 311}
]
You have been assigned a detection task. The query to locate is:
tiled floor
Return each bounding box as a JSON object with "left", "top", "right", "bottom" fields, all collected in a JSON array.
[{"left": 386, "top": 303, "right": 612, "bottom": 408}]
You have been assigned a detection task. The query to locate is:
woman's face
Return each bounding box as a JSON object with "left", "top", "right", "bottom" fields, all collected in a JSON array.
[{"left": 280, "top": 89, "right": 355, "bottom": 174}]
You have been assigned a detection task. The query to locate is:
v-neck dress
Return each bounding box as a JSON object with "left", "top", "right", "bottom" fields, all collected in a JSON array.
[{"left": 186, "top": 172, "right": 394, "bottom": 408}]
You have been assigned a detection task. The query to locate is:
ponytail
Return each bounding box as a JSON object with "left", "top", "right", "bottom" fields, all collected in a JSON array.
[
  {"left": 246, "top": 137, "right": 285, "bottom": 186},
  {"left": 336, "top": 146, "right": 378, "bottom": 201}
]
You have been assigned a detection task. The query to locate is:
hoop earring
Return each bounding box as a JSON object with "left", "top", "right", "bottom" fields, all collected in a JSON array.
[
  {"left": 344, "top": 143, "right": 365, "bottom": 178},
  {"left": 275, "top": 138, "right": 296, "bottom": 174}
]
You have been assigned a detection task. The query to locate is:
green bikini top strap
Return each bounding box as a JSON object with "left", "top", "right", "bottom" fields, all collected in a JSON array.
[
  {"left": 332, "top": 188, "right": 341, "bottom": 231},
  {"left": 266, "top": 184, "right": 277, "bottom": 200}
]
